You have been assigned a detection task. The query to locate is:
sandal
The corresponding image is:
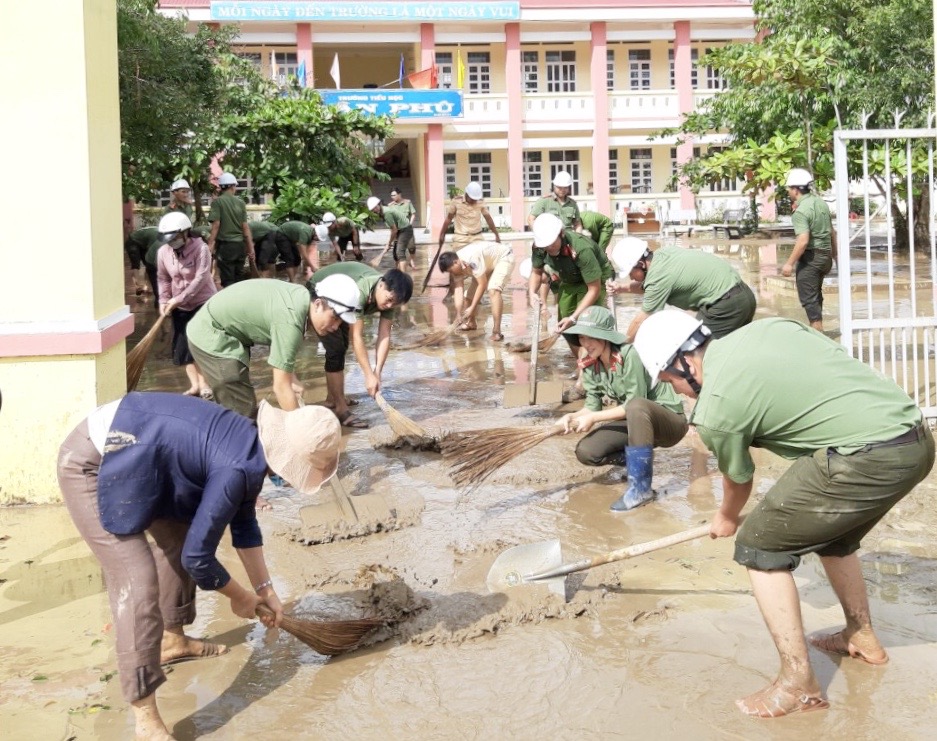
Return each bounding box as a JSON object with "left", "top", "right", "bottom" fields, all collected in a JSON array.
[
  {"left": 337, "top": 411, "right": 370, "bottom": 429},
  {"left": 199, "top": 388, "right": 214, "bottom": 400}
]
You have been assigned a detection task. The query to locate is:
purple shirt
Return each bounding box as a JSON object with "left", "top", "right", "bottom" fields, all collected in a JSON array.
[{"left": 157, "top": 237, "right": 216, "bottom": 311}]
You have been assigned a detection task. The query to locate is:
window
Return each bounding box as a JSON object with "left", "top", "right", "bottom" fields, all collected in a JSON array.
[
  {"left": 523, "top": 151, "right": 543, "bottom": 197},
  {"left": 670, "top": 146, "right": 701, "bottom": 179},
  {"left": 629, "top": 148, "right": 653, "bottom": 193},
  {"left": 607, "top": 49, "right": 615, "bottom": 90},
  {"left": 444, "top": 153, "right": 457, "bottom": 193},
  {"left": 668, "top": 48, "right": 699, "bottom": 89},
  {"left": 468, "top": 152, "right": 492, "bottom": 197},
  {"left": 271, "top": 52, "right": 298, "bottom": 86},
  {"left": 523, "top": 50, "right": 539, "bottom": 93},
  {"left": 609, "top": 150, "right": 618, "bottom": 192},
  {"left": 545, "top": 50, "right": 576, "bottom": 93},
  {"left": 628, "top": 49, "right": 651, "bottom": 90},
  {"left": 704, "top": 48, "right": 727, "bottom": 90},
  {"left": 467, "top": 52, "right": 491, "bottom": 94},
  {"left": 548, "top": 150, "right": 580, "bottom": 195},
  {"left": 436, "top": 52, "right": 454, "bottom": 89}
]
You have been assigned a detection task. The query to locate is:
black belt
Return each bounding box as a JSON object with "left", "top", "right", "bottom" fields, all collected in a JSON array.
[{"left": 864, "top": 424, "right": 926, "bottom": 451}]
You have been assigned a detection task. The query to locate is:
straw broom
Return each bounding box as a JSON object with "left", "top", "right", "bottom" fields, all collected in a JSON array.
[
  {"left": 126, "top": 313, "right": 167, "bottom": 391},
  {"left": 256, "top": 604, "right": 384, "bottom": 656},
  {"left": 375, "top": 393, "right": 428, "bottom": 438},
  {"left": 507, "top": 330, "right": 562, "bottom": 355},
  {"left": 396, "top": 318, "right": 463, "bottom": 351},
  {"left": 440, "top": 425, "right": 564, "bottom": 489}
]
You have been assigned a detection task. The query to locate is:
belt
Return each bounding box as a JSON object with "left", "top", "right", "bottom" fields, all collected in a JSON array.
[
  {"left": 864, "top": 423, "right": 926, "bottom": 451},
  {"left": 707, "top": 283, "right": 745, "bottom": 307}
]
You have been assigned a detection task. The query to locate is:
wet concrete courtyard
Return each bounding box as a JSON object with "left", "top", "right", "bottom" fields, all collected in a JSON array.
[{"left": 3, "top": 234, "right": 937, "bottom": 739}]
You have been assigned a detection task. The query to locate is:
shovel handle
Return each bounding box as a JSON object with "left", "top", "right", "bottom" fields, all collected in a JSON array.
[{"left": 529, "top": 307, "right": 541, "bottom": 405}]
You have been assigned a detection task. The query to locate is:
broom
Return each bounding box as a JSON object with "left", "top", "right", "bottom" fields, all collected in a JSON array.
[
  {"left": 440, "top": 425, "right": 564, "bottom": 489},
  {"left": 256, "top": 604, "right": 384, "bottom": 656},
  {"left": 396, "top": 318, "right": 463, "bottom": 351},
  {"left": 507, "top": 330, "right": 562, "bottom": 355},
  {"left": 375, "top": 392, "right": 428, "bottom": 438},
  {"left": 126, "top": 313, "right": 167, "bottom": 391}
]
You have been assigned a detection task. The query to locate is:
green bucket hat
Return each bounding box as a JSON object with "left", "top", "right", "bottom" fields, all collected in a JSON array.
[{"left": 564, "top": 305, "right": 627, "bottom": 344}]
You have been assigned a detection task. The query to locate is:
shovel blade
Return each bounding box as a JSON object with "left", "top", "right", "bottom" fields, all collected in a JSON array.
[
  {"left": 300, "top": 502, "right": 349, "bottom": 531},
  {"left": 535, "top": 381, "right": 564, "bottom": 405},
  {"left": 348, "top": 493, "right": 394, "bottom": 522},
  {"left": 486, "top": 539, "right": 566, "bottom": 598},
  {"left": 502, "top": 382, "right": 530, "bottom": 408},
  {"left": 502, "top": 381, "right": 565, "bottom": 408}
]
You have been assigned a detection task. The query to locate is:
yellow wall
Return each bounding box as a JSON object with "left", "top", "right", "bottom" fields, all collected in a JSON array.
[{"left": 0, "top": 0, "right": 125, "bottom": 503}]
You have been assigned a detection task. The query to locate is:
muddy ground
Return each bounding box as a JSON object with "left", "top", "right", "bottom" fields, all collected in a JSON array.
[{"left": 3, "top": 236, "right": 937, "bottom": 739}]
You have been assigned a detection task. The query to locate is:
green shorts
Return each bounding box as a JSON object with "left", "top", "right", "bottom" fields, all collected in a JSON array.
[
  {"left": 557, "top": 283, "right": 607, "bottom": 347},
  {"left": 734, "top": 426, "right": 935, "bottom": 571}
]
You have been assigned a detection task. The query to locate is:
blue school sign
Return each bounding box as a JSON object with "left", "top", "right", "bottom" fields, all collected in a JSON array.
[
  {"left": 210, "top": 1, "right": 520, "bottom": 22},
  {"left": 321, "top": 90, "right": 463, "bottom": 120}
]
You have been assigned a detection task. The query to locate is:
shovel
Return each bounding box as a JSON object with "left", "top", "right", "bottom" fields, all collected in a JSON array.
[
  {"left": 487, "top": 519, "right": 740, "bottom": 599},
  {"left": 299, "top": 472, "right": 394, "bottom": 533},
  {"left": 503, "top": 306, "right": 563, "bottom": 408}
]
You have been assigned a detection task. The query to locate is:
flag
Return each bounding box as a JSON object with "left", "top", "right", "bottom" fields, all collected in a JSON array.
[
  {"left": 330, "top": 53, "right": 341, "bottom": 89},
  {"left": 271, "top": 51, "right": 279, "bottom": 81},
  {"left": 407, "top": 66, "right": 438, "bottom": 90},
  {"left": 456, "top": 51, "right": 465, "bottom": 89},
  {"left": 297, "top": 59, "right": 307, "bottom": 88},
  {"left": 399, "top": 53, "right": 405, "bottom": 88}
]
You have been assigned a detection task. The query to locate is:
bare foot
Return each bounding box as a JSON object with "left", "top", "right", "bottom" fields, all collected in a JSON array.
[
  {"left": 736, "top": 680, "right": 829, "bottom": 718},
  {"left": 182, "top": 387, "right": 200, "bottom": 397},
  {"left": 489, "top": 332, "right": 504, "bottom": 342},
  {"left": 160, "top": 633, "right": 229, "bottom": 665},
  {"left": 459, "top": 321, "right": 477, "bottom": 331},
  {"left": 256, "top": 495, "right": 272, "bottom": 511},
  {"left": 809, "top": 628, "right": 888, "bottom": 665}
]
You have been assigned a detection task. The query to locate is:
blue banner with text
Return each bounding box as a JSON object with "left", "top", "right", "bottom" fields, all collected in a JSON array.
[{"left": 321, "top": 89, "right": 463, "bottom": 120}]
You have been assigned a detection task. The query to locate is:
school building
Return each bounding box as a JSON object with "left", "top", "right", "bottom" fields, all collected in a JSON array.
[{"left": 159, "top": 0, "right": 757, "bottom": 232}]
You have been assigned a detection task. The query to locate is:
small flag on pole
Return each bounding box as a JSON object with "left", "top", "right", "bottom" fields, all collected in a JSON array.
[
  {"left": 297, "top": 59, "right": 307, "bottom": 88},
  {"left": 399, "top": 53, "right": 405, "bottom": 88},
  {"left": 456, "top": 51, "right": 466, "bottom": 89},
  {"left": 271, "top": 51, "right": 279, "bottom": 82},
  {"left": 407, "top": 66, "right": 438, "bottom": 90},
  {"left": 330, "top": 53, "right": 341, "bottom": 88}
]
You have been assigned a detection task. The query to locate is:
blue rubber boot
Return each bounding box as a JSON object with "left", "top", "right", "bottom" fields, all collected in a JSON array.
[{"left": 610, "top": 445, "right": 655, "bottom": 511}]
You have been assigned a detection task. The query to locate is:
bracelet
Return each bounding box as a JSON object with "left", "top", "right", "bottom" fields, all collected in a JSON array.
[{"left": 253, "top": 579, "right": 273, "bottom": 594}]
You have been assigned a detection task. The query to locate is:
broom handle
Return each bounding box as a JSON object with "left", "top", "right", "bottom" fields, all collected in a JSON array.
[
  {"left": 526, "top": 515, "right": 746, "bottom": 582},
  {"left": 529, "top": 306, "right": 541, "bottom": 405}
]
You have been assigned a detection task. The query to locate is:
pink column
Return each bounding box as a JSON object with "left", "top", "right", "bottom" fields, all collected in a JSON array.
[
  {"left": 590, "top": 22, "right": 610, "bottom": 215},
  {"left": 420, "top": 22, "right": 434, "bottom": 69},
  {"left": 673, "top": 20, "right": 695, "bottom": 210},
  {"left": 297, "top": 23, "right": 313, "bottom": 87},
  {"left": 425, "top": 125, "right": 445, "bottom": 236},
  {"left": 505, "top": 23, "right": 525, "bottom": 230}
]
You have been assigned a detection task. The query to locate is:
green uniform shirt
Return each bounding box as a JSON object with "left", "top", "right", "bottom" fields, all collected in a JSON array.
[
  {"left": 530, "top": 194, "right": 581, "bottom": 229},
  {"left": 279, "top": 221, "right": 313, "bottom": 246},
  {"left": 333, "top": 217, "right": 356, "bottom": 239},
  {"left": 642, "top": 245, "right": 741, "bottom": 313},
  {"left": 308, "top": 262, "right": 391, "bottom": 319},
  {"left": 128, "top": 227, "right": 159, "bottom": 250},
  {"left": 162, "top": 202, "right": 195, "bottom": 222},
  {"left": 186, "top": 280, "right": 310, "bottom": 372},
  {"left": 391, "top": 199, "right": 416, "bottom": 222},
  {"left": 583, "top": 345, "right": 684, "bottom": 415},
  {"left": 208, "top": 192, "right": 248, "bottom": 243},
  {"left": 531, "top": 230, "right": 612, "bottom": 287},
  {"left": 382, "top": 205, "right": 411, "bottom": 231},
  {"left": 580, "top": 211, "right": 614, "bottom": 251},
  {"left": 691, "top": 318, "right": 922, "bottom": 484},
  {"left": 248, "top": 220, "right": 280, "bottom": 240},
  {"left": 792, "top": 193, "right": 833, "bottom": 252}
]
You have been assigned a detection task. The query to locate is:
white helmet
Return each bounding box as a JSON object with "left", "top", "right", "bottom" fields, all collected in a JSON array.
[
  {"left": 314, "top": 273, "right": 361, "bottom": 325},
  {"left": 170, "top": 178, "right": 191, "bottom": 191},
  {"left": 552, "top": 171, "right": 573, "bottom": 188},
  {"left": 218, "top": 172, "right": 238, "bottom": 187},
  {"left": 611, "top": 237, "right": 651, "bottom": 275},
  {"left": 321, "top": 211, "right": 337, "bottom": 225},
  {"left": 519, "top": 257, "right": 532, "bottom": 280},
  {"left": 785, "top": 168, "right": 813, "bottom": 188},
  {"left": 464, "top": 181, "right": 483, "bottom": 200},
  {"left": 532, "top": 213, "right": 564, "bottom": 248},
  {"left": 157, "top": 211, "right": 192, "bottom": 239},
  {"left": 633, "top": 310, "right": 711, "bottom": 387},
  {"left": 367, "top": 196, "right": 382, "bottom": 211},
  {"left": 315, "top": 224, "right": 331, "bottom": 241}
]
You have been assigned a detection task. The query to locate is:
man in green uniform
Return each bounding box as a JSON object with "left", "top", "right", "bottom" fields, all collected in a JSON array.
[
  {"left": 527, "top": 171, "right": 582, "bottom": 231},
  {"left": 556, "top": 305, "right": 688, "bottom": 510},
  {"left": 321, "top": 212, "right": 364, "bottom": 263},
  {"left": 580, "top": 210, "right": 615, "bottom": 256},
  {"left": 634, "top": 312, "right": 934, "bottom": 719},
  {"left": 389, "top": 187, "right": 416, "bottom": 226},
  {"left": 782, "top": 168, "right": 837, "bottom": 331},
  {"left": 306, "top": 264, "right": 413, "bottom": 428},
  {"left": 186, "top": 274, "right": 361, "bottom": 419},
  {"left": 609, "top": 238, "right": 756, "bottom": 342},
  {"left": 207, "top": 172, "right": 255, "bottom": 287},
  {"left": 124, "top": 226, "right": 160, "bottom": 298},
  {"left": 276, "top": 220, "right": 313, "bottom": 282},
  {"left": 164, "top": 179, "right": 195, "bottom": 221},
  {"left": 369, "top": 196, "right": 416, "bottom": 272}
]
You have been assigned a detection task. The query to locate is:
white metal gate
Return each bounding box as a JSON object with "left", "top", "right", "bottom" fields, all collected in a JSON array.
[{"left": 833, "top": 126, "right": 937, "bottom": 419}]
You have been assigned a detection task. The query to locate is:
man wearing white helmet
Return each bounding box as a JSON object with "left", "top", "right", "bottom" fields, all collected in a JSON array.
[
  {"left": 634, "top": 311, "right": 934, "bottom": 718},
  {"left": 369, "top": 195, "right": 416, "bottom": 272},
  {"left": 783, "top": 168, "right": 837, "bottom": 331},
  {"left": 528, "top": 171, "right": 582, "bottom": 231},
  {"left": 608, "top": 237, "right": 756, "bottom": 342},
  {"left": 438, "top": 241, "right": 514, "bottom": 340},
  {"left": 165, "top": 178, "right": 195, "bottom": 222},
  {"left": 186, "top": 274, "right": 361, "bottom": 419},
  {"left": 437, "top": 181, "right": 501, "bottom": 252},
  {"left": 321, "top": 211, "right": 364, "bottom": 263},
  {"left": 156, "top": 212, "right": 216, "bottom": 398},
  {"left": 207, "top": 172, "right": 255, "bottom": 287}
]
